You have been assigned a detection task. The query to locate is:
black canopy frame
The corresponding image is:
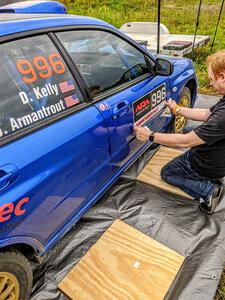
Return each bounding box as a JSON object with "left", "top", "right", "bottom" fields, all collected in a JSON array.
[{"left": 156, "top": 0, "right": 224, "bottom": 56}]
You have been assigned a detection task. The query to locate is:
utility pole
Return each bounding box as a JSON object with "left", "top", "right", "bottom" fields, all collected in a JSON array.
[
  {"left": 211, "top": 0, "right": 224, "bottom": 51},
  {"left": 191, "top": 0, "right": 203, "bottom": 59},
  {"left": 157, "top": 0, "right": 161, "bottom": 54}
]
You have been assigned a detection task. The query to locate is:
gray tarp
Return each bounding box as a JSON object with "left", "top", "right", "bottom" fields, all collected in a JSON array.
[{"left": 31, "top": 95, "right": 225, "bottom": 300}]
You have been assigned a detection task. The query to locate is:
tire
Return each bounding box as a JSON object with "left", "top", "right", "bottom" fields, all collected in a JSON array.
[
  {"left": 173, "top": 86, "right": 191, "bottom": 133},
  {"left": 0, "top": 250, "right": 33, "bottom": 300}
]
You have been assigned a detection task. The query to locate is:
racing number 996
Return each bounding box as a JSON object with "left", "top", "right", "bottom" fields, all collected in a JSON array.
[
  {"left": 151, "top": 85, "right": 166, "bottom": 108},
  {"left": 16, "top": 53, "right": 65, "bottom": 84}
]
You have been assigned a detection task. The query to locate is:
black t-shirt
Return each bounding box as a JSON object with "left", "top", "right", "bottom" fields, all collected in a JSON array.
[{"left": 189, "top": 96, "right": 225, "bottom": 179}]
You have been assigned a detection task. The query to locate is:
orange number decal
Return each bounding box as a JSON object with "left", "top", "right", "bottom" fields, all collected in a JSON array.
[
  {"left": 17, "top": 53, "right": 65, "bottom": 83},
  {"left": 34, "top": 56, "right": 52, "bottom": 79},
  {"left": 49, "top": 53, "right": 65, "bottom": 74},
  {"left": 16, "top": 59, "right": 37, "bottom": 84}
]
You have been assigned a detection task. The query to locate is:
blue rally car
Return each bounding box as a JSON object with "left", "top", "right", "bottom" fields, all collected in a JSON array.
[{"left": 0, "top": 1, "right": 197, "bottom": 298}]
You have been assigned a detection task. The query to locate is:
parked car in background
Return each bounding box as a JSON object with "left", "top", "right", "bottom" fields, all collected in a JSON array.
[{"left": 0, "top": 1, "right": 197, "bottom": 298}]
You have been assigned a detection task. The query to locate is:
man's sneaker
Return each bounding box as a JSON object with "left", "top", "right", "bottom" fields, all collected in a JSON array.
[{"left": 199, "top": 184, "right": 224, "bottom": 214}]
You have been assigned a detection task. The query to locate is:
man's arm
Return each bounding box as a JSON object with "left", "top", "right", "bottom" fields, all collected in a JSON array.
[
  {"left": 154, "top": 131, "right": 205, "bottom": 148},
  {"left": 176, "top": 107, "right": 211, "bottom": 121},
  {"left": 166, "top": 99, "right": 211, "bottom": 121},
  {"left": 134, "top": 126, "right": 205, "bottom": 148}
]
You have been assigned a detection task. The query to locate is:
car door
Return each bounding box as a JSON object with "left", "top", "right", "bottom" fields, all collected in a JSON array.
[
  {"left": 0, "top": 34, "right": 111, "bottom": 247},
  {"left": 57, "top": 29, "right": 171, "bottom": 172}
]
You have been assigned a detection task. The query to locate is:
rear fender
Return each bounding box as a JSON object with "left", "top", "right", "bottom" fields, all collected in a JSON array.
[{"left": 0, "top": 236, "right": 44, "bottom": 256}]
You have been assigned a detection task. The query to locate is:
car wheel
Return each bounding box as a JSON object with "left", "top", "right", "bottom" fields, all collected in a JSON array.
[
  {"left": 0, "top": 250, "right": 33, "bottom": 300},
  {"left": 173, "top": 86, "right": 191, "bottom": 133}
]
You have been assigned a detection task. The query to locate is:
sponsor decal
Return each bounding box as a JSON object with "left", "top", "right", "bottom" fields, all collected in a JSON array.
[
  {"left": 172, "top": 86, "right": 177, "bottom": 92},
  {"left": 59, "top": 80, "right": 75, "bottom": 93},
  {"left": 99, "top": 103, "right": 106, "bottom": 111},
  {"left": 99, "top": 103, "right": 110, "bottom": 111},
  {"left": 133, "top": 83, "right": 166, "bottom": 126},
  {"left": 135, "top": 102, "right": 165, "bottom": 127},
  {"left": 64, "top": 93, "right": 80, "bottom": 108},
  {"left": 135, "top": 98, "right": 151, "bottom": 114},
  {"left": 0, "top": 197, "right": 29, "bottom": 223}
]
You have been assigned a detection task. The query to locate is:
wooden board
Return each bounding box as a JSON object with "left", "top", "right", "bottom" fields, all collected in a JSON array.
[
  {"left": 137, "top": 146, "right": 193, "bottom": 199},
  {"left": 58, "top": 219, "right": 184, "bottom": 300}
]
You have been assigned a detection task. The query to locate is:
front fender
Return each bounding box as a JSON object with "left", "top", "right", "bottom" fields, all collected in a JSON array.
[{"left": 169, "top": 66, "right": 197, "bottom": 105}]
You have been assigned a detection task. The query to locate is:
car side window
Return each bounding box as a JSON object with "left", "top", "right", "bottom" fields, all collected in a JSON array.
[
  {"left": 0, "top": 35, "right": 84, "bottom": 144},
  {"left": 57, "top": 30, "right": 152, "bottom": 97}
]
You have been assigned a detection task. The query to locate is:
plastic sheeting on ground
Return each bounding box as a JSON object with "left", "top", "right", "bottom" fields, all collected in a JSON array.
[{"left": 31, "top": 95, "right": 225, "bottom": 300}]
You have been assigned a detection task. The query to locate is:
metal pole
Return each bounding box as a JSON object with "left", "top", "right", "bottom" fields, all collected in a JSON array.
[
  {"left": 210, "top": 0, "right": 224, "bottom": 51},
  {"left": 191, "top": 0, "right": 203, "bottom": 59},
  {"left": 157, "top": 0, "right": 161, "bottom": 54}
]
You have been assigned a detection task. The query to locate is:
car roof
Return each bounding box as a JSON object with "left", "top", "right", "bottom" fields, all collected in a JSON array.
[{"left": 0, "top": 13, "right": 115, "bottom": 37}]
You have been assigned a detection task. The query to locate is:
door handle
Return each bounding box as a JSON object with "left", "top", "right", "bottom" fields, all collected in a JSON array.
[
  {"left": 0, "top": 164, "right": 18, "bottom": 191},
  {"left": 113, "top": 101, "right": 129, "bottom": 119},
  {"left": 0, "top": 172, "right": 14, "bottom": 191}
]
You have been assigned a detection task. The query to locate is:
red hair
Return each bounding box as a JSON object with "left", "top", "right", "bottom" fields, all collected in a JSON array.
[{"left": 206, "top": 50, "right": 225, "bottom": 78}]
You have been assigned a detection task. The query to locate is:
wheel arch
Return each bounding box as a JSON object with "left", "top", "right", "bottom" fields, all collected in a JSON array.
[
  {"left": 0, "top": 237, "right": 44, "bottom": 262},
  {"left": 184, "top": 78, "right": 197, "bottom": 107}
]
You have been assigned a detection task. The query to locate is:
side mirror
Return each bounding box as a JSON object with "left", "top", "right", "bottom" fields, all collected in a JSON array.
[{"left": 155, "top": 58, "right": 174, "bottom": 76}]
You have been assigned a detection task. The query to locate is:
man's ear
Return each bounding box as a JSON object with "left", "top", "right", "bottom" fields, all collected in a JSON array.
[{"left": 221, "top": 72, "right": 225, "bottom": 81}]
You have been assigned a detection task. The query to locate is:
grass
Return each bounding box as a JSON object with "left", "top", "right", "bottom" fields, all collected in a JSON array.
[
  {"left": 62, "top": 1, "right": 225, "bottom": 298},
  {"left": 215, "top": 272, "right": 225, "bottom": 300}
]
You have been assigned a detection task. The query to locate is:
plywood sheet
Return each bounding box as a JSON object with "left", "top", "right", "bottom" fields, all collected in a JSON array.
[
  {"left": 59, "top": 219, "right": 184, "bottom": 300},
  {"left": 137, "top": 146, "right": 193, "bottom": 199}
]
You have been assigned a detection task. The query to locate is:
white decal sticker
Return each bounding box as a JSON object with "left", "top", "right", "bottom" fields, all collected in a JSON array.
[{"left": 99, "top": 103, "right": 106, "bottom": 111}]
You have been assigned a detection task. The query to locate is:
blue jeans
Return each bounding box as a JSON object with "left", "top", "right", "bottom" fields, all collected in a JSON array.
[{"left": 161, "top": 150, "right": 216, "bottom": 201}]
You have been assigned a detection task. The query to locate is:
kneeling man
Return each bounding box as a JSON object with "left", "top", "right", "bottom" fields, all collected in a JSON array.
[{"left": 134, "top": 50, "right": 225, "bottom": 214}]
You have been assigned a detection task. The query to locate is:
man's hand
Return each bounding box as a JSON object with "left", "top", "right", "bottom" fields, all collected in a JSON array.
[
  {"left": 165, "top": 98, "right": 177, "bottom": 112},
  {"left": 134, "top": 125, "right": 151, "bottom": 142}
]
